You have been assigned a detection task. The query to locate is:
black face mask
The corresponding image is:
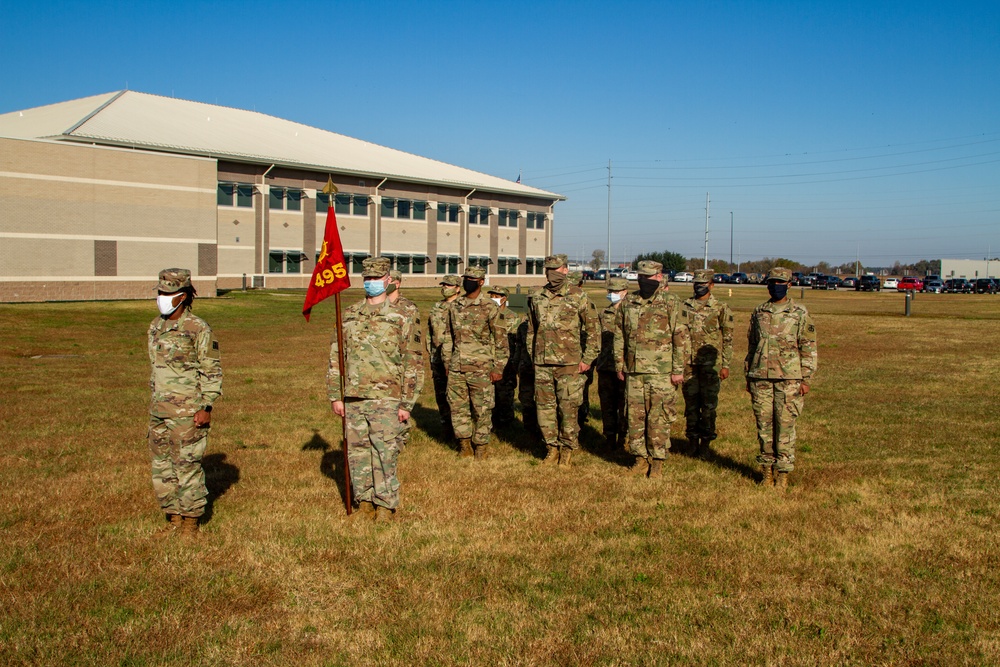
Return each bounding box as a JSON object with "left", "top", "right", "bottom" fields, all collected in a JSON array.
[
  {"left": 546, "top": 269, "right": 567, "bottom": 290},
  {"left": 693, "top": 284, "right": 710, "bottom": 299},
  {"left": 767, "top": 282, "right": 789, "bottom": 301},
  {"left": 463, "top": 278, "right": 481, "bottom": 294},
  {"left": 637, "top": 276, "right": 660, "bottom": 299}
]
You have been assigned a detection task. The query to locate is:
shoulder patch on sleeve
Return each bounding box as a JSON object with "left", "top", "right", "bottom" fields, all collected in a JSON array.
[{"left": 807, "top": 324, "right": 815, "bottom": 333}]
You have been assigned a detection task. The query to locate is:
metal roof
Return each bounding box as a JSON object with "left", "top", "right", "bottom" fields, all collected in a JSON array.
[{"left": 0, "top": 91, "right": 563, "bottom": 201}]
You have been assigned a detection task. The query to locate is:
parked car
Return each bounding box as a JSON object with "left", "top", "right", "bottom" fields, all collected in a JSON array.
[
  {"left": 944, "top": 278, "right": 973, "bottom": 293},
  {"left": 897, "top": 277, "right": 924, "bottom": 292},
  {"left": 883, "top": 277, "right": 899, "bottom": 289},
  {"left": 841, "top": 276, "right": 858, "bottom": 288},
  {"left": 813, "top": 275, "right": 840, "bottom": 290},
  {"left": 922, "top": 279, "right": 945, "bottom": 293},
  {"left": 974, "top": 278, "right": 996, "bottom": 294},
  {"left": 674, "top": 271, "right": 694, "bottom": 282},
  {"left": 791, "top": 272, "right": 808, "bottom": 286},
  {"left": 581, "top": 269, "right": 597, "bottom": 281},
  {"left": 624, "top": 270, "right": 639, "bottom": 281},
  {"left": 714, "top": 273, "right": 731, "bottom": 284},
  {"left": 857, "top": 275, "right": 881, "bottom": 292},
  {"left": 729, "top": 272, "right": 749, "bottom": 284}
]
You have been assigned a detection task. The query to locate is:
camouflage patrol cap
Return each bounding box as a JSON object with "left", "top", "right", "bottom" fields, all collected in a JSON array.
[
  {"left": 389, "top": 270, "right": 402, "bottom": 282},
  {"left": 362, "top": 256, "right": 391, "bottom": 278},
  {"left": 607, "top": 277, "right": 629, "bottom": 291},
  {"left": 487, "top": 285, "right": 509, "bottom": 297},
  {"left": 543, "top": 254, "right": 568, "bottom": 269},
  {"left": 155, "top": 268, "right": 192, "bottom": 293},
  {"left": 463, "top": 265, "right": 486, "bottom": 279},
  {"left": 766, "top": 266, "right": 793, "bottom": 282},
  {"left": 636, "top": 260, "right": 663, "bottom": 276},
  {"left": 568, "top": 271, "right": 583, "bottom": 286},
  {"left": 439, "top": 274, "right": 462, "bottom": 287},
  {"left": 693, "top": 269, "right": 714, "bottom": 283}
]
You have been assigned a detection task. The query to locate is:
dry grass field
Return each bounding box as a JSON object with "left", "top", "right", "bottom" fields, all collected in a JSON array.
[{"left": 2, "top": 285, "right": 999, "bottom": 666}]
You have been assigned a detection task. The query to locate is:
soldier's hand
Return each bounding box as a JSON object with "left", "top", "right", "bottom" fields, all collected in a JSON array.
[
  {"left": 194, "top": 409, "right": 212, "bottom": 427},
  {"left": 617, "top": 371, "right": 625, "bottom": 381},
  {"left": 331, "top": 400, "right": 345, "bottom": 417},
  {"left": 670, "top": 374, "right": 684, "bottom": 386},
  {"left": 720, "top": 368, "right": 730, "bottom": 380},
  {"left": 799, "top": 383, "right": 810, "bottom": 396},
  {"left": 398, "top": 409, "right": 410, "bottom": 423},
  {"left": 489, "top": 372, "right": 503, "bottom": 383},
  {"left": 578, "top": 362, "right": 591, "bottom": 373}
]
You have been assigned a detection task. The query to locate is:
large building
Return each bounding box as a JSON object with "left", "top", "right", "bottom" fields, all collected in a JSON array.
[
  {"left": 940, "top": 259, "right": 998, "bottom": 280},
  {"left": 0, "top": 91, "right": 563, "bottom": 302}
]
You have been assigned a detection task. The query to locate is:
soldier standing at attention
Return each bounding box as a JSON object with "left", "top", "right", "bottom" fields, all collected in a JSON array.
[
  {"left": 441, "top": 266, "right": 509, "bottom": 459},
  {"left": 147, "top": 268, "right": 222, "bottom": 537},
  {"left": 428, "top": 274, "right": 462, "bottom": 440},
  {"left": 680, "top": 269, "right": 734, "bottom": 459},
  {"left": 745, "top": 266, "right": 817, "bottom": 491},
  {"left": 569, "top": 270, "right": 595, "bottom": 429},
  {"left": 328, "top": 257, "right": 424, "bottom": 521},
  {"left": 526, "top": 254, "right": 600, "bottom": 466},
  {"left": 596, "top": 277, "right": 629, "bottom": 450},
  {"left": 614, "top": 261, "right": 690, "bottom": 478},
  {"left": 487, "top": 285, "right": 522, "bottom": 428},
  {"left": 388, "top": 269, "right": 423, "bottom": 452}
]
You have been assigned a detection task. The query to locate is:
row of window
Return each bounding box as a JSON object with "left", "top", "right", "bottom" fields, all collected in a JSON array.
[{"left": 267, "top": 249, "right": 543, "bottom": 276}]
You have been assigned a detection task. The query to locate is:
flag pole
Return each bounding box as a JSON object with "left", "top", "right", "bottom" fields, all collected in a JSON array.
[{"left": 335, "top": 289, "right": 352, "bottom": 515}]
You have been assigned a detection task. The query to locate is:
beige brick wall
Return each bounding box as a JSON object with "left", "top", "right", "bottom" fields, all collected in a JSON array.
[
  {"left": 0, "top": 278, "right": 217, "bottom": 303},
  {"left": 380, "top": 219, "right": 429, "bottom": 254}
]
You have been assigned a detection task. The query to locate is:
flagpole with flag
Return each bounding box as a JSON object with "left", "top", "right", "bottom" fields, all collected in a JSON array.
[{"left": 303, "top": 177, "right": 354, "bottom": 514}]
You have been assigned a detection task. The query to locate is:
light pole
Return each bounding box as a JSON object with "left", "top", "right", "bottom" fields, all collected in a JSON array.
[{"left": 730, "top": 211, "right": 734, "bottom": 270}]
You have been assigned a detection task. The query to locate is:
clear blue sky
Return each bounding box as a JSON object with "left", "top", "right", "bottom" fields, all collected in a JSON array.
[{"left": 3, "top": 0, "right": 998, "bottom": 268}]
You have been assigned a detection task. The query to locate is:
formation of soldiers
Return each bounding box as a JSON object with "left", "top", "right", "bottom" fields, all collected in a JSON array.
[{"left": 146, "top": 257, "right": 816, "bottom": 530}]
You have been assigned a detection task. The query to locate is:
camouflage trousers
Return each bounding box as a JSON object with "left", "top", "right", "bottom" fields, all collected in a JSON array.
[
  {"left": 535, "top": 364, "right": 586, "bottom": 450},
  {"left": 597, "top": 370, "right": 625, "bottom": 440},
  {"left": 682, "top": 365, "right": 722, "bottom": 442},
  {"left": 147, "top": 415, "right": 209, "bottom": 518},
  {"left": 431, "top": 356, "right": 452, "bottom": 430},
  {"left": 625, "top": 373, "right": 678, "bottom": 460},
  {"left": 345, "top": 397, "right": 406, "bottom": 510},
  {"left": 749, "top": 379, "right": 805, "bottom": 472},
  {"left": 493, "top": 360, "right": 518, "bottom": 423},
  {"left": 447, "top": 370, "right": 495, "bottom": 446}
]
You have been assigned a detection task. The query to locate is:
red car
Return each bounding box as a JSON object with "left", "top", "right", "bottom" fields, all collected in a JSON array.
[{"left": 897, "top": 277, "right": 924, "bottom": 292}]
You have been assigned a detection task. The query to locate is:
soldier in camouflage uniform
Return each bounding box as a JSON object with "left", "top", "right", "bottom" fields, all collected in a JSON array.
[
  {"left": 745, "top": 266, "right": 817, "bottom": 490},
  {"left": 487, "top": 285, "right": 522, "bottom": 428},
  {"left": 441, "top": 267, "right": 509, "bottom": 459},
  {"left": 614, "top": 261, "right": 690, "bottom": 478},
  {"left": 328, "top": 257, "right": 424, "bottom": 521},
  {"left": 596, "top": 278, "right": 629, "bottom": 449},
  {"left": 680, "top": 269, "right": 735, "bottom": 459},
  {"left": 516, "top": 295, "right": 540, "bottom": 437},
  {"left": 526, "top": 255, "right": 600, "bottom": 466},
  {"left": 388, "top": 269, "right": 422, "bottom": 451},
  {"left": 569, "top": 270, "right": 595, "bottom": 429},
  {"left": 147, "top": 268, "right": 222, "bottom": 537},
  {"left": 428, "top": 274, "right": 462, "bottom": 440}
]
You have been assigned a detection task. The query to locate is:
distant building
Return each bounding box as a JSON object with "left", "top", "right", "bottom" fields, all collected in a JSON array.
[
  {"left": 0, "top": 91, "right": 563, "bottom": 302},
  {"left": 940, "top": 259, "right": 998, "bottom": 280}
]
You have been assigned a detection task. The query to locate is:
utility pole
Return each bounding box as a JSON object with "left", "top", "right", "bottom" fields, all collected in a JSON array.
[
  {"left": 703, "top": 192, "right": 710, "bottom": 270},
  {"left": 856, "top": 242, "right": 860, "bottom": 276},
  {"left": 730, "top": 211, "right": 734, "bottom": 269},
  {"left": 737, "top": 244, "right": 741, "bottom": 273},
  {"left": 607, "top": 159, "right": 612, "bottom": 278}
]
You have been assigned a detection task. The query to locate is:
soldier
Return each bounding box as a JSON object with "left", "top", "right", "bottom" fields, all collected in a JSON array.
[
  {"left": 388, "top": 269, "right": 423, "bottom": 451},
  {"left": 614, "top": 260, "right": 690, "bottom": 478},
  {"left": 569, "top": 270, "right": 594, "bottom": 428},
  {"left": 526, "top": 254, "right": 600, "bottom": 466},
  {"left": 428, "top": 274, "right": 462, "bottom": 440},
  {"left": 328, "top": 257, "right": 424, "bottom": 521},
  {"left": 680, "top": 269, "right": 735, "bottom": 459},
  {"left": 595, "top": 277, "right": 629, "bottom": 449},
  {"left": 745, "top": 266, "right": 817, "bottom": 490},
  {"left": 516, "top": 294, "right": 540, "bottom": 437},
  {"left": 487, "top": 285, "right": 522, "bottom": 427},
  {"left": 147, "top": 268, "right": 222, "bottom": 537},
  {"left": 441, "top": 266, "right": 509, "bottom": 459}
]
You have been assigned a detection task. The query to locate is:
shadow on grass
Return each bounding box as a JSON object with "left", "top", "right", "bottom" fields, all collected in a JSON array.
[
  {"left": 203, "top": 452, "right": 240, "bottom": 525},
  {"left": 671, "top": 436, "right": 760, "bottom": 482},
  {"left": 410, "top": 404, "right": 458, "bottom": 453},
  {"left": 302, "top": 429, "right": 350, "bottom": 505}
]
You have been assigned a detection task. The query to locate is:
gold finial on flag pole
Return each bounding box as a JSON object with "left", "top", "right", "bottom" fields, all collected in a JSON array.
[{"left": 322, "top": 176, "right": 338, "bottom": 196}]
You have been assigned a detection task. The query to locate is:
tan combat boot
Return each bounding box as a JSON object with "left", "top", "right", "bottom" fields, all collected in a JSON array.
[
  {"left": 474, "top": 443, "right": 487, "bottom": 460},
  {"left": 543, "top": 445, "right": 559, "bottom": 464},
  {"left": 155, "top": 513, "right": 182, "bottom": 537},
  {"left": 628, "top": 456, "right": 650, "bottom": 476},
  {"left": 760, "top": 464, "right": 774, "bottom": 486},
  {"left": 180, "top": 516, "right": 199, "bottom": 537},
  {"left": 458, "top": 438, "right": 473, "bottom": 458},
  {"left": 648, "top": 459, "right": 664, "bottom": 478},
  {"left": 775, "top": 471, "right": 789, "bottom": 491},
  {"left": 558, "top": 449, "right": 573, "bottom": 467},
  {"left": 354, "top": 500, "right": 375, "bottom": 518},
  {"left": 375, "top": 505, "right": 396, "bottom": 523}
]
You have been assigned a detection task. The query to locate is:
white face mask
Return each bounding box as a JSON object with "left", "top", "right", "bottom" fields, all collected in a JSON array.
[
  {"left": 157, "top": 293, "right": 181, "bottom": 316},
  {"left": 490, "top": 297, "right": 504, "bottom": 307},
  {"left": 607, "top": 292, "right": 622, "bottom": 304}
]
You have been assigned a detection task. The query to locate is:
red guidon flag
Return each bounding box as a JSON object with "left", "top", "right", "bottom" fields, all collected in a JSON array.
[{"left": 303, "top": 180, "right": 351, "bottom": 320}]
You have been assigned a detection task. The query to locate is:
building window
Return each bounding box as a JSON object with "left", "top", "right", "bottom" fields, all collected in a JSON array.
[
  {"left": 397, "top": 200, "right": 411, "bottom": 219},
  {"left": 396, "top": 255, "right": 411, "bottom": 274},
  {"left": 269, "top": 188, "right": 284, "bottom": 210},
  {"left": 317, "top": 193, "right": 330, "bottom": 211},
  {"left": 469, "top": 206, "right": 490, "bottom": 225},
  {"left": 218, "top": 182, "right": 254, "bottom": 207},
  {"left": 412, "top": 255, "right": 426, "bottom": 273},
  {"left": 350, "top": 254, "right": 366, "bottom": 274},
  {"left": 381, "top": 197, "right": 396, "bottom": 218},
  {"left": 469, "top": 255, "right": 491, "bottom": 269},
  {"left": 526, "top": 258, "right": 544, "bottom": 274},
  {"left": 269, "top": 250, "right": 284, "bottom": 273},
  {"left": 497, "top": 257, "right": 519, "bottom": 274},
  {"left": 286, "top": 252, "right": 302, "bottom": 274},
  {"left": 287, "top": 189, "right": 302, "bottom": 211},
  {"left": 334, "top": 193, "right": 351, "bottom": 215},
  {"left": 436, "top": 256, "right": 460, "bottom": 274},
  {"left": 413, "top": 202, "right": 426, "bottom": 221},
  {"left": 236, "top": 184, "right": 253, "bottom": 208},
  {"left": 353, "top": 195, "right": 369, "bottom": 216},
  {"left": 499, "top": 209, "right": 518, "bottom": 227},
  {"left": 437, "top": 203, "right": 460, "bottom": 223},
  {"left": 217, "top": 183, "right": 234, "bottom": 206},
  {"left": 527, "top": 212, "right": 547, "bottom": 229}
]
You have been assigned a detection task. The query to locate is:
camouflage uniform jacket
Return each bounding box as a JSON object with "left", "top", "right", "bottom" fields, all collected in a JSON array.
[
  {"left": 526, "top": 284, "right": 600, "bottom": 366},
  {"left": 147, "top": 309, "right": 222, "bottom": 418},
  {"left": 593, "top": 303, "right": 621, "bottom": 372},
  {"left": 327, "top": 298, "right": 424, "bottom": 411},
  {"left": 391, "top": 295, "right": 426, "bottom": 397},
  {"left": 614, "top": 288, "right": 690, "bottom": 375},
  {"left": 681, "top": 295, "right": 735, "bottom": 370},
  {"left": 441, "top": 293, "right": 509, "bottom": 375},
  {"left": 428, "top": 299, "right": 454, "bottom": 364},
  {"left": 744, "top": 298, "right": 817, "bottom": 381},
  {"left": 500, "top": 308, "right": 524, "bottom": 370}
]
